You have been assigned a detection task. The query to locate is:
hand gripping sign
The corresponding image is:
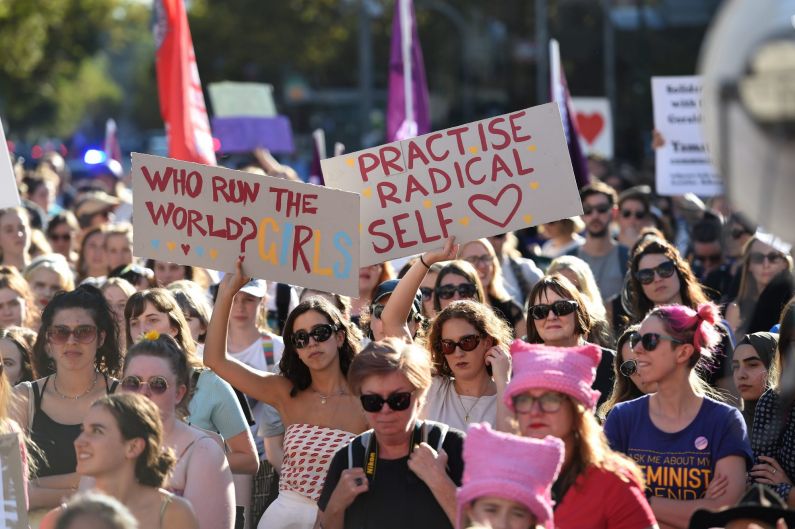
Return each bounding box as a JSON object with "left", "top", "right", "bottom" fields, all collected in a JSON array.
[
  {"left": 322, "top": 103, "right": 583, "bottom": 265},
  {"left": 132, "top": 153, "right": 359, "bottom": 296}
]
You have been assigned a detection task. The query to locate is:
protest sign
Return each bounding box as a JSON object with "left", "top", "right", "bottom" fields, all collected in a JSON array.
[
  {"left": 0, "top": 121, "right": 21, "bottom": 210},
  {"left": 651, "top": 76, "right": 723, "bottom": 196},
  {"left": 0, "top": 433, "right": 28, "bottom": 529},
  {"left": 208, "top": 82, "right": 277, "bottom": 118},
  {"left": 322, "top": 103, "right": 583, "bottom": 265},
  {"left": 132, "top": 153, "right": 359, "bottom": 296},
  {"left": 571, "top": 97, "right": 613, "bottom": 159},
  {"left": 211, "top": 116, "right": 295, "bottom": 154}
]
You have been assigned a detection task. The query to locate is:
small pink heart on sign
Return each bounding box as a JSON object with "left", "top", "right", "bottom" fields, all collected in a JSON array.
[
  {"left": 181, "top": 244, "right": 190, "bottom": 255},
  {"left": 468, "top": 184, "right": 522, "bottom": 228},
  {"left": 575, "top": 112, "right": 604, "bottom": 145}
]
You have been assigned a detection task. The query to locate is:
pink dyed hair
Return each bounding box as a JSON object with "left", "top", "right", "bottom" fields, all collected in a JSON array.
[{"left": 647, "top": 303, "right": 721, "bottom": 366}]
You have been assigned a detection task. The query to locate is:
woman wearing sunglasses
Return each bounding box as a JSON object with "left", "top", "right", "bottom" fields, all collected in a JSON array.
[
  {"left": 726, "top": 234, "right": 794, "bottom": 339},
  {"left": 204, "top": 258, "right": 368, "bottom": 529},
  {"left": 38, "top": 393, "right": 199, "bottom": 529},
  {"left": 459, "top": 239, "right": 527, "bottom": 338},
  {"left": 418, "top": 262, "right": 444, "bottom": 319},
  {"left": 525, "top": 275, "right": 615, "bottom": 409},
  {"left": 598, "top": 325, "right": 655, "bottom": 420},
  {"left": 504, "top": 341, "right": 656, "bottom": 529},
  {"left": 121, "top": 333, "right": 234, "bottom": 529},
  {"left": 316, "top": 338, "right": 465, "bottom": 529},
  {"left": 433, "top": 260, "right": 486, "bottom": 313},
  {"left": 13, "top": 285, "right": 123, "bottom": 510},
  {"left": 604, "top": 303, "right": 753, "bottom": 528}
]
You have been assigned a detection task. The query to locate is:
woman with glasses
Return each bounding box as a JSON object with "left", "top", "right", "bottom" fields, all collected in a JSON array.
[
  {"left": 204, "top": 258, "right": 368, "bottom": 529},
  {"left": 13, "top": 285, "right": 123, "bottom": 509},
  {"left": 46, "top": 212, "right": 79, "bottom": 267},
  {"left": 38, "top": 393, "right": 199, "bottom": 529},
  {"left": 418, "top": 262, "right": 444, "bottom": 319},
  {"left": 726, "top": 234, "right": 794, "bottom": 339},
  {"left": 604, "top": 303, "right": 752, "bottom": 528},
  {"left": 316, "top": 338, "right": 465, "bottom": 529},
  {"left": 433, "top": 260, "right": 486, "bottom": 313},
  {"left": 459, "top": 239, "right": 526, "bottom": 338},
  {"left": 505, "top": 341, "right": 656, "bottom": 529},
  {"left": 121, "top": 334, "right": 234, "bottom": 529},
  {"left": 598, "top": 325, "right": 656, "bottom": 420},
  {"left": 352, "top": 263, "right": 394, "bottom": 330},
  {"left": 525, "top": 275, "right": 615, "bottom": 408}
]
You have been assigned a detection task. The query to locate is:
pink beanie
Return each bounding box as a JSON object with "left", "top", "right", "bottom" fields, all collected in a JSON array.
[
  {"left": 457, "top": 423, "right": 564, "bottom": 529},
  {"left": 504, "top": 340, "right": 602, "bottom": 411}
]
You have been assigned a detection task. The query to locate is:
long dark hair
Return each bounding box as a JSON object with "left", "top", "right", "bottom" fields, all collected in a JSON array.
[
  {"left": 432, "top": 260, "right": 486, "bottom": 312},
  {"left": 598, "top": 325, "right": 644, "bottom": 420},
  {"left": 280, "top": 297, "right": 362, "bottom": 397},
  {"left": 32, "top": 284, "right": 122, "bottom": 377}
]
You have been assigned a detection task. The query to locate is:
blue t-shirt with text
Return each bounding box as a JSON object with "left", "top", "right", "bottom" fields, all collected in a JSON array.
[{"left": 604, "top": 395, "right": 752, "bottom": 500}]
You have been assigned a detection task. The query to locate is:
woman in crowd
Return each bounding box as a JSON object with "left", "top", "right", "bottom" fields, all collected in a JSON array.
[
  {"left": 525, "top": 275, "right": 615, "bottom": 408},
  {"left": 604, "top": 303, "right": 752, "bottom": 528},
  {"left": 0, "top": 206, "right": 32, "bottom": 271},
  {"left": 122, "top": 334, "right": 234, "bottom": 529},
  {"left": 104, "top": 224, "right": 133, "bottom": 272},
  {"left": 505, "top": 341, "right": 657, "bottom": 528},
  {"left": 76, "top": 226, "right": 108, "bottom": 283},
  {"left": 38, "top": 393, "right": 198, "bottom": 529},
  {"left": 749, "top": 298, "right": 795, "bottom": 507},
  {"left": 13, "top": 285, "right": 123, "bottom": 509},
  {"left": 732, "top": 332, "right": 779, "bottom": 430},
  {"left": 124, "top": 288, "right": 258, "bottom": 475},
  {"left": 459, "top": 238, "right": 526, "bottom": 337},
  {"left": 145, "top": 259, "right": 194, "bottom": 287},
  {"left": 204, "top": 257, "right": 367, "bottom": 529},
  {"left": 364, "top": 279, "right": 424, "bottom": 343},
  {"left": 538, "top": 218, "right": 584, "bottom": 259},
  {"left": 24, "top": 253, "right": 75, "bottom": 310},
  {"left": 0, "top": 326, "right": 34, "bottom": 385},
  {"left": 726, "top": 234, "right": 794, "bottom": 338},
  {"left": 548, "top": 255, "right": 613, "bottom": 348},
  {"left": 316, "top": 338, "right": 465, "bottom": 529},
  {"left": 45, "top": 212, "right": 79, "bottom": 266},
  {"left": 0, "top": 265, "right": 37, "bottom": 330},
  {"left": 299, "top": 288, "right": 352, "bottom": 323},
  {"left": 168, "top": 280, "right": 213, "bottom": 350},
  {"left": 598, "top": 325, "right": 653, "bottom": 420},
  {"left": 101, "top": 277, "right": 136, "bottom": 346},
  {"left": 457, "top": 424, "right": 563, "bottom": 529},
  {"left": 352, "top": 262, "right": 394, "bottom": 328},
  {"left": 433, "top": 260, "right": 486, "bottom": 313}
]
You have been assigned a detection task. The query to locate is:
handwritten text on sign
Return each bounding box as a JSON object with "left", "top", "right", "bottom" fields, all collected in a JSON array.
[
  {"left": 132, "top": 153, "right": 360, "bottom": 296},
  {"left": 322, "top": 103, "right": 582, "bottom": 265}
]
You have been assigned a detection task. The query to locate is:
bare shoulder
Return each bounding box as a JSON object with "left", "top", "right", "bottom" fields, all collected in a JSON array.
[
  {"left": 162, "top": 492, "right": 199, "bottom": 529},
  {"left": 38, "top": 506, "right": 63, "bottom": 529}
]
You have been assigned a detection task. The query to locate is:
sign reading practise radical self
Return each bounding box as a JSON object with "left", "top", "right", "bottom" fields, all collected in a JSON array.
[
  {"left": 322, "top": 103, "right": 583, "bottom": 265},
  {"left": 132, "top": 153, "right": 360, "bottom": 296}
]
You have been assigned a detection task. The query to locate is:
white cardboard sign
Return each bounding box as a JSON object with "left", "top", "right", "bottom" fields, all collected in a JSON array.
[
  {"left": 571, "top": 97, "right": 613, "bottom": 159},
  {"left": 322, "top": 103, "right": 583, "bottom": 265},
  {"left": 0, "top": 121, "right": 21, "bottom": 210},
  {"left": 0, "top": 433, "right": 28, "bottom": 529},
  {"left": 651, "top": 76, "right": 723, "bottom": 197},
  {"left": 132, "top": 153, "right": 360, "bottom": 296}
]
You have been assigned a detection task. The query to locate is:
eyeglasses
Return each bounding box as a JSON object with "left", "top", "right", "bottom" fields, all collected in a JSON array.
[
  {"left": 360, "top": 391, "right": 413, "bottom": 413},
  {"left": 619, "top": 360, "right": 638, "bottom": 377},
  {"left": 695, "top": 253, "right": 722, "bottom": 265},
  {"left": 463, "top": 255, "right": 493, "bottom": 267},
  {"left": 438, "top": 334, "right": 482, "bottom": 355},
  {"left": 291, "top": 323, "right": 338, "bottom": 349},
  {"left": 419, "top": 287, "right": 433, "bottom": 301},
  {"left": 512, "top": 392, "right": 565, "bottom": 414},
  {"left": 48, "top": 233, "right": 71, "bottom": 242},
  {"left": 121, "top": 375, "right": 169, "bottom": 395},
  {"left": 528, "top": 300, "right": 578, "bottom": 321},
  {"left": 749, "top": 252, "right": 785, "bottom": 265},
  {"left": 635, "top": 261, "right": 676, "bottom": 285},
  {"left": 435, "top": 283, "right": 477, "bottom": 300},
  {"left": 730, "top": 228, "right": 749, "bottom": 240},
  {"left": 47, "top": 325, "right": 98, "bottom": 344},
  {"left": 582, "top": 203, "right": 611, "bottom": 216},
  {"left": 621, "top": 209, "right": 647, "bottom": 220},
  {"left": 629, "top": 331, "right": 684, "bottom": 351}
]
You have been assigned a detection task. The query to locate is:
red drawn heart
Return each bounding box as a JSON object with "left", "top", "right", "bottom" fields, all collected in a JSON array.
[
  {"left": 575, "top": 112, "right": 604, "bottom": 145},
  {"left": 180, "top": 243, "right": 190, "bottom": 255},
  {"left": 468, "top": 184, "right": 522, "bottom": 228}
]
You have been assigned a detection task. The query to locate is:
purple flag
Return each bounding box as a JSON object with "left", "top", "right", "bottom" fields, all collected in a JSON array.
[
  {"left": 386, "top": 0, "right": 431, "bottom": 142},
  {"left": 211, "top": 116, "right": 294, "bottom": 154},
  {"left": 550, "top": 39, "right": 590, "bottom": 189}
]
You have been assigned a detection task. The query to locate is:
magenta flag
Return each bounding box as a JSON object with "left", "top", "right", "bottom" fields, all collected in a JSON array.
[{"left": 386, "top": 0, "right": 430, "bottom": 142}]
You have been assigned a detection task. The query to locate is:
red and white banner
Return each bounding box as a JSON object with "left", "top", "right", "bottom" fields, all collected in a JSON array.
[{"left": 571, "top": 97, "right": 613, "bottom": 159}]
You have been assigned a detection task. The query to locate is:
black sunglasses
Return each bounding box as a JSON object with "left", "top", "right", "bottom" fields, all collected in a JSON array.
[
  {"left": 749, "top": 252, "right": 785, "bottom": 265},
  {"left": 635, "top": 260, "right": 676, "bottom": 285},
  {"left": 621, "top": 209, "right": 647, "bottom": 220},
  {"left": 121, "top": 375, "right": 169, "bottom": 395},
  {"left": 528, "top": 300, "right": 578, "bottom": 321},
  {"left": 582, "top": 203, "right": 611, "bottom": 216},
  {"left": 435, "top": 283, "right": 477, "bottom": 300},
  {"left": 629, "top": 331, "right": 684, "bottom": 351},
  {"left": 291, "top": 323, "right": 338, "bottom": 349},
  {"left": 360, "top": 392, "right": 413, "bottom": 413},
  {"left": 438, "top": 334, "right": 482, "bottom": 355},
  {"left": 419, "top": 287, "right": 433, "bottom": 301},
  {"left": 619, "top": 360, "right": 637, "bottom": 377}
]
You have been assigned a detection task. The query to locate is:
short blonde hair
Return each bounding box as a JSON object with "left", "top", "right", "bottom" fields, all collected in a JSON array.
[{"left": 347, "top": 338, "right": 433, "bottom": 401}]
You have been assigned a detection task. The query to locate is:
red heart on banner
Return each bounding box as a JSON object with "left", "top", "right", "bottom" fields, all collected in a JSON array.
[
  {"left": 468, "top": 184, "right": 522, "bottom": 228},
  {"left": 181, "top": 244, "right": 191, "bottom": 255},
  {"left": 575, "top": 112, "right": 604, "bottom": 145}
]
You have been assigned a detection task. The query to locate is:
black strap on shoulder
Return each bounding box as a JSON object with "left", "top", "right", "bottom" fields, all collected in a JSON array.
[
  {"left": 275, "top": 283, "right": 291, "bottom": 334},
  {"left": 32, "top": 379, "right": 45, "bottom": 409}
]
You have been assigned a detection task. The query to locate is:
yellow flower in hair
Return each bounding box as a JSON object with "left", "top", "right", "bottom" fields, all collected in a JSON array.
[{"left": 142, "top": 330, "right": 160, "bottom": 341}]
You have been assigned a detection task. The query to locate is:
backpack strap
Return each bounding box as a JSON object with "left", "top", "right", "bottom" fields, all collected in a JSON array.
[
  {"left": 275, "top": 284, "right": 292, "bottom": 334},
  {"left": 348, "top": 430, "right": 373, "bottom": 470},
  {"left": 422, "top": 421, "right": 449, "bottom": 452}
]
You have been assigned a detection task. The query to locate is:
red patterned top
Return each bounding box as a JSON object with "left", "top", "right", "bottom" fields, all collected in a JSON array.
[{"left": 280, "top": 423, "right": 356, "bottom": 502}]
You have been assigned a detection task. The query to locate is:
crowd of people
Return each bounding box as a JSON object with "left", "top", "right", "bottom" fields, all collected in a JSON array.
[{"left": 0, "top": 149, "right": 793, "bottom": 529}]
